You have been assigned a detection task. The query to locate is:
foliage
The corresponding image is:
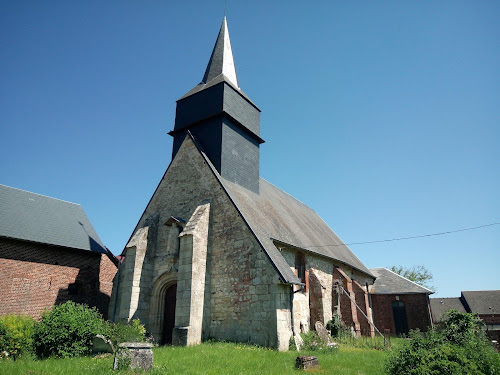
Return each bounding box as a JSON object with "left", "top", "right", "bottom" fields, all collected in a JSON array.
[
  {"left": 103, "top": 319, "right": 146, "bottom": 347},
  {"left": 326, "top": 315, "right": 346, "bottom": 337},
  {"left": 390, "top": 264, "right": 435, "bottom": 291},
  {"left": 289, "top": 330, "right": 337, "bottom": 352},
  {"left": 0, "top": 314, "right": 35, "bottom": 359},
  {"left": 32, "top": 301, "right": 105, "bottom": 358},
  {"left": 386, "top": 311, "right": 500, "bottom": 375}
]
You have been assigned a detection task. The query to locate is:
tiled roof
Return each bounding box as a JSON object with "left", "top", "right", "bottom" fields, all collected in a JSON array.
[
  {"left": 430, "top": 297, "right": 467, "bottom": 323},
  {"left": 216, "top": 173, "right": 374, "bottom": 283},
  {"left": 0, "top": 184, "right": 106, "bottom": 253},
  {"left": 461, "top": 290, "right": 500, "bottom": 315},
  {"left": 369, "top": 268, "right": 434, "bottom": 295}
]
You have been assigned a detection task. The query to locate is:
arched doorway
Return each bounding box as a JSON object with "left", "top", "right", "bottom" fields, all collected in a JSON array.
[{"left": 162, "top": 284, "right": 177, "bottom": 345}]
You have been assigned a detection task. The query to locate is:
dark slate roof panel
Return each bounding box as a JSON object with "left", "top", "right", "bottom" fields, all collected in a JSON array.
[
  {"left": 461, "top": 290, "right": 500, "bottom": 315},
  {"left": 430, "top": 297, "right": 466, "bottom": 323},
  {"left": 219, "top": 176, "right": 374, "bottom": 280},
  {"left": 0, "top": 185, "right": 106, "bottom": 253},
  {"left": 370, "top": 268, "right": 434, "bottom": 295}
]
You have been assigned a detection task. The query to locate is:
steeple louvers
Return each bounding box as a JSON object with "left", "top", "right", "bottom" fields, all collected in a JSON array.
[{"left": 202, "top": 17, "right": 239, "bottom": 88}]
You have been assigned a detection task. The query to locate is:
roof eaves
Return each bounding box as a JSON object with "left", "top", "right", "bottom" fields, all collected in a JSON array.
[{"left": 273, "top": 238, "right": 375, "bottom": 280}]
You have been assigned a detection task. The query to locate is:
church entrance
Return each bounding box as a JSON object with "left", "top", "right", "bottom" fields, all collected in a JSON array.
[{"left": 162, "top": 284, "right": 177, "bottom": 345}]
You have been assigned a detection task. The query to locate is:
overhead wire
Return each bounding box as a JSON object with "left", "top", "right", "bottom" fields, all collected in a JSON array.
[{"left": 304, "top": 222, "right": 500, "bottom": 248}]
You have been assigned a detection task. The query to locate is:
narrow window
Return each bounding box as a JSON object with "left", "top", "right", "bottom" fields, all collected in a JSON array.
[{"left": 295, "top": 253, "right": 307, "bottom": 291}]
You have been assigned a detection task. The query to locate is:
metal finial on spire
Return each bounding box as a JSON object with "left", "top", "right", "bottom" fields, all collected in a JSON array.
[{"left": 202, "top": 16, "right": 239, "bottom": 88}]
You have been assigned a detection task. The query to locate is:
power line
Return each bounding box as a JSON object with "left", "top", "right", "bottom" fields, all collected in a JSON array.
[{"left": 306, "top": 222, "right": 500, "bottom": 248}]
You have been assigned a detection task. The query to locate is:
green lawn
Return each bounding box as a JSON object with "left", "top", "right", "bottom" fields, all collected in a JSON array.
[{"left": 0, "top": 341, "right": 392, "bottom": 374}]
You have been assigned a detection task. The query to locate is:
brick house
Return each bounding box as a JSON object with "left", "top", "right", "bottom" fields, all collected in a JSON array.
[
  {"left": 430, "top": 290, "right": 500, "bottom": 342},
  {"left": 369, "top": 268, "right": 434, "bottom": 335},
  {"left": 110, "top": 17, "right": 383, "bottom": 350},
  {"left": 0, "top": 184, "right": 117, "bottom": 319}
]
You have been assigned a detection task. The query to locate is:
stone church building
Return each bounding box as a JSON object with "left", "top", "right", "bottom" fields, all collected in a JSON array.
[{"left": 110, "top": 18, "right": 380, "bottom": 350}]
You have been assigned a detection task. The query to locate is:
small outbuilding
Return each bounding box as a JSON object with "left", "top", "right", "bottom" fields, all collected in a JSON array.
[
  {"left": 0, "top": 184, "right": 117, "bottom": 319},
  {"left": 369, "top": 268, "right": 434, "bottom": 335}
]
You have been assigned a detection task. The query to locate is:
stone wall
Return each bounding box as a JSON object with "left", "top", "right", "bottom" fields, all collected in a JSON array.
[
  {"left": 0, "top": 237, "right": 117, "bottom": 319},
  {"left": 280, "top": 247, "right": 375, "bottom": 338},
  {"left": 112, "top": 136, "right": 282, "bottom": 347}
]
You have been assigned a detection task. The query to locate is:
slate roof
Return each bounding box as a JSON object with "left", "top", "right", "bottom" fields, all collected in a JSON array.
[
  {"left": 0, "top": 184, "right": 107, "bottom": 253},
  {"left": 369, "top": 268, "right": 434, "bottom": 295},
  {"left": 429, "top": 297, "right": 467, "bottom": 323},
  {"left": 202, "top": 16, "right": 239, "bottom": 88},
  {"left": 215, "top": 169, "right": 374, "bottom": 283},
  {"left": 461, "top": 290, "right": 500, "bottom": 315}
]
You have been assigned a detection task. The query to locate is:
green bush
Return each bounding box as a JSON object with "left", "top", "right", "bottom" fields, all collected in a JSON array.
[
  {"left": 104, "top": 319, "right": 146, "bottom": 347},
  {"left": 33, "top": 301, "right": 105, "bottom": 358},
  {"left": 326, "top": 315, "right": 345, "bottom": 338},
  {"left": 0, "top": 314, "right": 35, "bottom": 359},
  {"left": 289, "top": 330, "right": 337, "bottom": 352},
  {"left": 386, "top": 311, "right": 500, "bottom": 375}
]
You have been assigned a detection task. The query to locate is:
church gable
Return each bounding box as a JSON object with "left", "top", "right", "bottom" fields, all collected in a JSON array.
[{"left": 113, "top": 134, "right": 284, "bottom": 347}]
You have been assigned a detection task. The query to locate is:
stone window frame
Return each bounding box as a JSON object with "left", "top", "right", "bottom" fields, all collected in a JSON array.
[{"left": 294, "top": 252, "right": 308, "bottom": 293}]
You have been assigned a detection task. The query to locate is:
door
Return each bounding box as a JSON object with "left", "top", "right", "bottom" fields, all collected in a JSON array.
[
  {"left": 392, "top": 300, "right": 409, "bottom": 335},
  {"left": 162, "top": 284, "right": 177, "bottom": 345}
]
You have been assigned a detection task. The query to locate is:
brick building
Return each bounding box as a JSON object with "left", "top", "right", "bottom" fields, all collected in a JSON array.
[
  {"left": 430, "top": 290, "right": 500, "bottom": 342},
  {"left": 0, "top": 184, "right": 117, "bottom": 319},
  {"left": 369, "top": 268, "right": 434, "bottom": 335}
]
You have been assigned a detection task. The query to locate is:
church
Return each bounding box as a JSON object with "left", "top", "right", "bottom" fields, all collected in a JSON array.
[{"left": 110, "top": 17, "right": 384, "bottom": 350}]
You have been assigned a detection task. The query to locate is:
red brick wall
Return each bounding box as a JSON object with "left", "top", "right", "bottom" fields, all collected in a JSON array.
[
  {"left": 332, "top": 267, "right": 354, "bottom": 327},
  {"left": 371, "top": 293, "right": 432, "bottom": 334},
  {"left": 0, "top": 237, "right": 117, "bottom": 319},
  {"left": 353, "top": 281, "right": 371, "bottom": 334}
]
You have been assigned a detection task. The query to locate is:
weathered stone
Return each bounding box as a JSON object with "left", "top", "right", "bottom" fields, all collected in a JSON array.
[
  {"left": 92, "top": 334, "right": 114, "bottom": 354},
  {"left": 113, "top": 342, "right": 153, "bottom": 371},
  {"left": 296, "top": 355, "right": 319, "bottom": 370}
]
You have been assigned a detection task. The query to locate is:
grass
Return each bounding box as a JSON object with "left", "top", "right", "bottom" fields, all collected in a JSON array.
[{"left": 0, "top": 340, "right": 395, "bottom": 374}]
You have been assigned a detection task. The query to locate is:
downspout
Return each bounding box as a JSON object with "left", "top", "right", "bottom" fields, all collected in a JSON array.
[{"left": 426, "top": 294, "right": 434, "bottom": 330}]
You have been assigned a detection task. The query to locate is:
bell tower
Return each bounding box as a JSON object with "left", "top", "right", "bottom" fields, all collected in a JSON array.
[{"left": 169, "top": 17, "right": 263, "bottom": 194}]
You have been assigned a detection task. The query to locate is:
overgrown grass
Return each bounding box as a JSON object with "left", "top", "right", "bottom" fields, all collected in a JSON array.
[{"left": 0, "top": 340, "right": 391, "bottom": 374}]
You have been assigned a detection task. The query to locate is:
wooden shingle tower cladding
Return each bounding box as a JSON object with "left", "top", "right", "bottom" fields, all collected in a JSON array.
[{"left": 168, "top": 17, "right": 263, "bottom": 194}]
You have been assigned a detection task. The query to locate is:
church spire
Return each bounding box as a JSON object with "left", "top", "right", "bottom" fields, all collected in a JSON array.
[{"left": 202, "top": 16, "right": 239, "bottom": 88}]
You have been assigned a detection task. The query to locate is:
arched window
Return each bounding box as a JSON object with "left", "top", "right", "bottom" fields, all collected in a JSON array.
[{"left": 295, "top": 253, "right": 306, "bottom": 291}]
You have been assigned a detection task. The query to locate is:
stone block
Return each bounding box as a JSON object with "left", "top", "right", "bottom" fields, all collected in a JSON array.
[
  {"left": 113, "top": 342, "right": 153, "bottom": 371},
  {"left": 296, "top": 356, "right": 319, "bottom": 370}
]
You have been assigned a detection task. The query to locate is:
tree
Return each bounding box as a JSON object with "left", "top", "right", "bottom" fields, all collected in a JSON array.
[{"left": 390, "top": 265, "right": 436, "bottom": 291}]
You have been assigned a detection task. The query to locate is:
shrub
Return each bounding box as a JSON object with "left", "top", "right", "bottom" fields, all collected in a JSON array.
[
  {"left": 289, "top": 330, "right": 337, "bottom": 352},
  {"left": 386, "top": 311, "right": 500, "bottom": 375},
  {"left": 33, "top": 301, "right": 105, "bottom": 358},
  {"left": 104, "top": 319, "right": 146, "bottom": 347},
  {"left": 326, "top": 315, "right": 345, "bottom": 338},
  {"left": 0, "top": 314, "right": 35, "bottom": 359}
]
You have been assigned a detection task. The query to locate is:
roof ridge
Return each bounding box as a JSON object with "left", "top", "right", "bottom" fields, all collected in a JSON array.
[
  {"left": 383, "top": 267, "right": 434, "bottom": 293},
  {"left": 0, "top": 184, "right": 80, "bottom": 206}
]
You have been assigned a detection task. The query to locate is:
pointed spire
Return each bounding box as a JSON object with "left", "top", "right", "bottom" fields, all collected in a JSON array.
[{"left": 202, "top": 16, "right": 239, "bottom": 88}]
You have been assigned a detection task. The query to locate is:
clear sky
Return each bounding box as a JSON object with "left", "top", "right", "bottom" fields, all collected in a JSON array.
[{"left": 1, "top": 1, "right": 499, "bottom": 298}]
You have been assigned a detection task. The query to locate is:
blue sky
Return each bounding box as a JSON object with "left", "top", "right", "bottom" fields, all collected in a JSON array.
[{"left": 1, "top": 1, "right": 499, "bottom": 298}]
